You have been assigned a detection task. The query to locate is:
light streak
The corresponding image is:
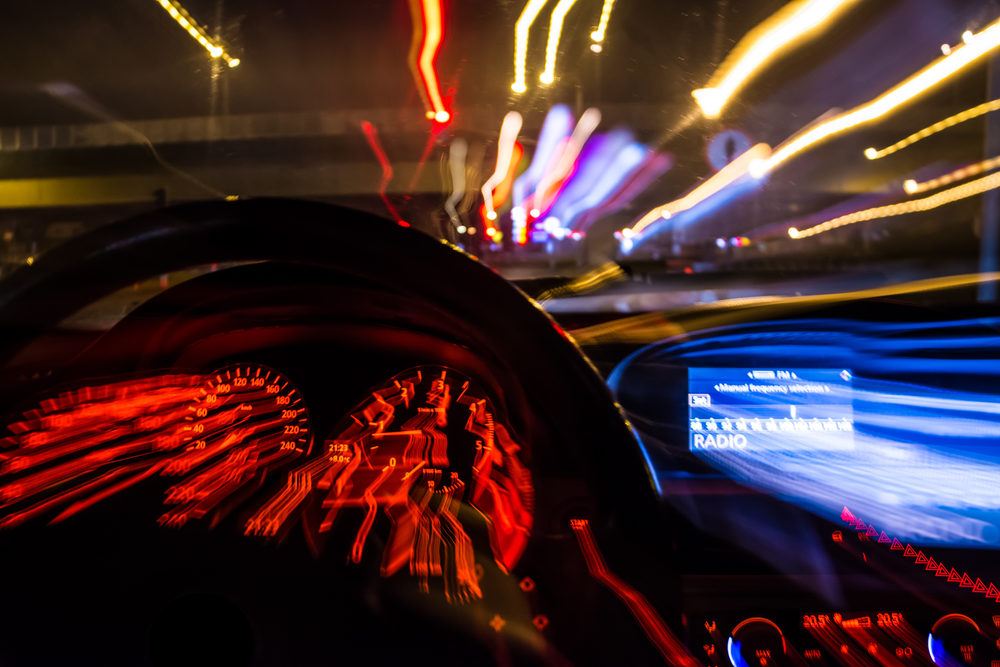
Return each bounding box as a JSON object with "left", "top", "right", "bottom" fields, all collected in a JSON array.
[
  {"left": 903, "top": 154, "right": 1000, "bottom": 194},
  {"left": 543, "top": 142, "right": 646, "bottom": 235},
  {"left": 692, "top": 0, "right": 859, "bottom": 118},
  {"left": 543, "top": 130, "right": 633, "bottom": 227},
  {"left": 361, "top": 121, "right": 408, "bottom": 226},
  {"left": 865, "top": 98, "right": 1000, "bottom": 160},
  {"left": 479, "top": 142, "right": 524, "bottom": 229},
  {"left": 154, "top": 0, "right": 240, "bottom": 67},
  {"left": 536, "top": 262, "right": 625, "bottom": 301},
  {"left": 590, "top": 0, "right": 616, "bottom": 44},
  {"left": 512, "top": 0, "right": 550, "bottom": 94},
  {"left": 512, "top": 105, "right": 574, "bottom": 213},
  {"left": 754, "top": 18, "right": 1000, "bottom": 177},
  {"left": 626, "top": 143, "right": 771, "bottom": 238},
  {"left": 788, "top": 168, "right": 1000, "bottom": 239},
  {"left": 444, "top": 139, "right": 468, "bottom": 227},
  {"left": 540, "top": 0, "right": 580, "bottom": 85},
  {"left": 481, "top": 112, "right": 524, "bottom": 223},
  {"left": 530, "top": 107, "right": 601, "bottom": 214},
  {"left": 578, "top": 152, "right": 672, "bottom": 231},
  {"left": 416, "top": 0, "right": 450, "bottom": 123},
  {"left": 571, "top": 519, "right": 700, "bottom": 666},
  {"left": 573, "top": 272, "right": 1000, "bottom": 346}
]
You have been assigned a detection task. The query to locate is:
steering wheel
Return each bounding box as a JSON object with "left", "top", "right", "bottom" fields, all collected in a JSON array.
[{"left": 0, "top": 199, "right": 672, "bottom": 666}]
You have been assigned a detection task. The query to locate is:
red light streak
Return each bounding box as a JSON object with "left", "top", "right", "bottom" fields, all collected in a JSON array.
[
  {"left": 360, "top": 121, "right": 408, "bottom": 226},
  {"left": 409, "top": 0, "right": 450, "bottom": 124},
  {"left": 570, "top": 518, "right": 700, "bottom": 667},
  {"left": 0, "top": 367, "right": 310, "bottom": 530},
  {"left": 0, "top": 368, "right": 530, "bottom": 605},
  {"left": 249, "top": 368, "right": 532, "bottom": 601},
  {"left": 840, "top": 506, "right": 1000, "bottom": 604}
]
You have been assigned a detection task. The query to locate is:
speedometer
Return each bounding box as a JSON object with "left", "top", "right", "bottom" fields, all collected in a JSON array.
[
  {"left": 180, "top": 363, "right": 312, "bottom": 460},
  {"left": 156, "top": 363, "right": 314, "bottom": 527}
]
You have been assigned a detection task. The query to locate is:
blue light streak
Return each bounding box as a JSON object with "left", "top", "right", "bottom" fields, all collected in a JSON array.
[
  {"left": 512, "top": 105, "right": 574, "bottom": 214},
  {"left": 727, "top": 637, "right": 749, "bottom": 667},
  {"left": 543, "top": 142, "right": 648, "bottom": 234},
  {"left": 541, "top": 130, "right": 633, "bottom": 228},
  {"left": 611, "top": 316, "right": 1000, "bottom": 547}
]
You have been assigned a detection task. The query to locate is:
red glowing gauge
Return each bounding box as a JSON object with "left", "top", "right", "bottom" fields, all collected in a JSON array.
[
  {"left": 157, "top": 363, "right": 313, "bottom": 527},
  {"left": 0, "top": 365, "right": 313, "bottom": 530},
  {"left": 180, "top": 363, "right": 312, "bottom": 459},
  {"left": 246, "top": 366, "right": 534, "bottom": 603}
]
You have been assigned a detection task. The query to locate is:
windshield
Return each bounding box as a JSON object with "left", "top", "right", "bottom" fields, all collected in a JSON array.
[
  {"left": 4, "top": 0, "right": 994, "bottom": 305},
  {"left": 7, "top": 5, "right": 1000, "bottom": 667}
]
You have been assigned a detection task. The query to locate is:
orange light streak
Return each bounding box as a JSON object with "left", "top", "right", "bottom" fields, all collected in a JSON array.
[
  {"left": 626, "top": 143, "right": 771, "bottom": 238},
  {"left": 479, "top": 143, "right": 524, "bottom": 229},
  {"left": 482, "top": 112, "right": 524, "bottom": 224}
]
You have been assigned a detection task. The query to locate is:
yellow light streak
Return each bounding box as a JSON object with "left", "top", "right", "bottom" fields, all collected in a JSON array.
[
  {"left": 155, "top": 0, "right": 239, "bottom": 67},
  {"left": 568, "top": 272, "right": 1000, "bottom": 346},
  {"left": 540, "top": 0, "right": 580, "bottom": 85},
  {"left": 536, "top": 262, "right": 625, "bottom": 301},
  {"left": 590, "top": 0, "right": 616, "bottom": 44},
  {"left": 627, "top": 143, "right": 771, "bottom": 238},
  {"left": 754, "top": 18, "right": 1000, "bottom": 177},
  {"left": 692, "top": 0, "right": 860, "bottom": 119},
  {"left": 866, "top": 99, "right": 1000, "bottom": 160},
  {"left": 512, "top": 0, "right": 549, "bottom": 94},
  {"left": 482, "top": 112, "right": 524, "bottom": 221},
  {"left": 788, "top": 168, "right": 1000, "bottom": 239},
  {"left": 903, "top": 155, "right": 1000, "bottom": 194}
]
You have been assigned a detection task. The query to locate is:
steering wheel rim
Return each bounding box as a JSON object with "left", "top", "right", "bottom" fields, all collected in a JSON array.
[
  {"left": 0, "top": 198, "right": 671, "bottom": 665},
  {"left": 0, "top": 197, "right": 659, "bottom": 518}
]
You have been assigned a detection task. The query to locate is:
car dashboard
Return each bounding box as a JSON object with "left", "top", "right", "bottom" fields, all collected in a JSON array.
[
  {"left": 0, "top": 200, "right": 997, "bottom": 667},
  {"left": 0, "top": 200, "right": 670, "bottom": 667}
]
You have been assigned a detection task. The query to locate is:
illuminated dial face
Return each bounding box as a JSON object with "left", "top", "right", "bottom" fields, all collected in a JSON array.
[
  {"left": 181, "top": 363, "right": 312, "bottom": 459},
  {"left": 246, "top": 366, "right": 534, "bottom": 603},
  {"left": 159, "top": 363, "right": 313, "bottom": 527},
  {"left": 0, "top": 364, "right": 314, "bottom": 530}
]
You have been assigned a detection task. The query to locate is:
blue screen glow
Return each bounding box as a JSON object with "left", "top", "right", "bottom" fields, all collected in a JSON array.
[
  {"left": 688, "top": 368, "right": 854, "bottom": 453},
  {"left": 610, "top": 316, "right": 1000, "bottom": 548}
]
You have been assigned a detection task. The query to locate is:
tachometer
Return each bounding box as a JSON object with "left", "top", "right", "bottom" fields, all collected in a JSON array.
[{"left": 245, "top": 365, "right": 534, "bottom": 603}]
